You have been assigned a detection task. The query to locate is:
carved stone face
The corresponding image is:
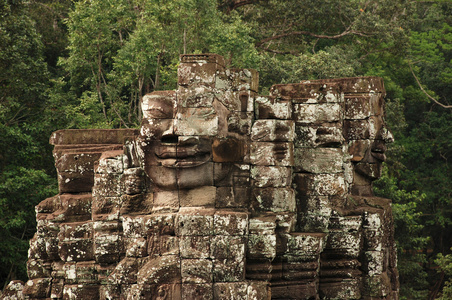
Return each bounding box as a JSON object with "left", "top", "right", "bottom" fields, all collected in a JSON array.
[
  {"left": 139, "top": 90, "right": 247, "bottom": 190},
  {"left": 346, "top": 102, "right": 394, "bottom": 182}
]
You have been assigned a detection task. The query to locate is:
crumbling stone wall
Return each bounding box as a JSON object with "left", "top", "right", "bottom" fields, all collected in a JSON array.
[{"left": 2, "top": 54, "right": 398, "bottom": 300}]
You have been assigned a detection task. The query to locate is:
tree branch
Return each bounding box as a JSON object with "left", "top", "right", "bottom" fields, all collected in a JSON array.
[
  {"left": 220, "top": 0, "right": 257, "bottom": 14},
  {"left": 260, "top": 47, "right": 298, "bottom": 55},
  {"left": 409, "top": 63, "right": 452, "bottom": 109},
  {"left": 256, "top": 29, "right": 374, "bottom": 47}
]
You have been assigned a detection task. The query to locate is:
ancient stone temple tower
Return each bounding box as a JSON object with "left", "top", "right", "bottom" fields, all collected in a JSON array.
[{"left": 3, "top": 54, "right": 398, "bottom": 299}]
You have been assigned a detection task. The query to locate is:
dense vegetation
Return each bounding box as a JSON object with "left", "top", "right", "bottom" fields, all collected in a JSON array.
[{"left": 1, "top": 0, "right": 450, "bottom": 298}]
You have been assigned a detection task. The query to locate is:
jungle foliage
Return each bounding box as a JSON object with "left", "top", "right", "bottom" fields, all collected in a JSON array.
[{"left": 1, "top": 0, "right": 451, "bottom": 298}]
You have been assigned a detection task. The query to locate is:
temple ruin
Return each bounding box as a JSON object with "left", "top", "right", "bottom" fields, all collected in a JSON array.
[{"left": 2, "top": 53, "right": 399, "bottom": 299}]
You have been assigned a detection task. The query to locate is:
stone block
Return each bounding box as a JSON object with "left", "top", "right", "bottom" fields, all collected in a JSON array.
[
  {"left": 93, "top": 173, "right": 123, "bottom": 197},
  {"left": 108, "top": 257, "right": 141, "bottom": 285},
  {"left": 51, "top": 194, "right": 92, "bottom": 222},
  {"left": 249, "top": 215, "right": 276, "bottom": 235},
  {"left": 348, "top": 139, "right": 372, "bottom": 162},
  {"left": 141, "top": 91, "right": 176, "bottom": 119},
  {"left": 300, "top": 195, "right": 331, "bottom": 217},
  {"left": 76, "top": 261, "right": 98, "bottom": 284},
  {"left": 153, "top": 191, "right": 179, "bottom": 210},
  {"left": 293, "top": 103, "right": 342, "bottom": 124},
  {"left": 251, "top": 166, "right": 292, "bottom": 188},
  {"left": 215, "top": 187, "right": 234, "bottom": 208},
  {"left": 177, "top": 162, "right": 215, "bottom": 189},
  {"left": 329, "top": 215, "right": 362, "bottom": 231},
  {"left": 182, "top": 283, "right": 213, "bottom": 300},
  {"left": 148, "top": 234, "right": 179, "bottom": 256},
  {"left": 344, "top": 119, "right": 370, "bottom": 140},
  {"left": 36, "top": 195, "right": 60, "bottom": 214},
  {"left": 287, "top": 233, "right": 326, "bottom": 256},
  {"left": 326, "top": 231, "right": 362, "bottom": 258},
  {"left": 28, "top": 236, "right": 47, "bottom": 261},
  {"left": 174, "top": 107, "right": 219, "bottom": 136},
  {"left": 180, "top": 236, "right": 211, "bottom": 259},
  {"left": 55, "top": 152, "right": 100, "bottom": 193},
  {"left": 248, "top": 233, "right": 277, "bottom": 260},
  {"left": 95, "top": 154, "right": 124, "bottom": 174},
  {"left": 92, "top": 196, "right": 121, "bottom": 219},
  {"left": 270, "top": 81, "right": 342, "bottom": 103},
  {"left": 211, "top": 236, "right": 246, "bottom": 260},
  {"left": 137, "top": 255, "right": 181, "bottom": 285},
  {"left": 178, "top": 55, "right": 224, "bottom": 87},
  {"left": 212, "top": 137, "right": 245, "bottom": 163},
  {"left": 50, "top": 279, "right": 64, "bottom": 299},
  {"left": 251, "top": 187, "right": 296, "bottom": 212},
  {"left": 22, "top": 278, "right": 51, "bottom": 298},
  {"left": 251, "top": 120, "right": 295, "bottom": 142},
  {"left": 181, "top": 259, "right": 213, "bottom": 284},
  {"left": 245, "top": 259, "right": 273, "bottom": 281},
  {"left": 122, "top": 167, "right": 145, "bottom": 195},
  {"left": 247, "top": 281, "right": 270, "bottom": 300},
  {"left": 299, "top": 195, "right": 332, "bottom": 232},
  {"left": 58, "top": 238, "right": 94, "bottom": 262},
  {"left": 125, "top": 237, "right": 147, "bottom": 257},
  {"left": 58, "top": 222, "right": 93, "bottom": 241},
  {"left": 282, "top": 266, "right": 319, "bottom": 282},
  {"left": 250, "top": 142, "right": 293, "bottom": 166},
  {"left": 270, "top": 280, "right": 318, "bottom": 300},
  {"left": 275, "top": 213, "right": 297, "bottom": 233},
  {"left": 50, "top": 129, "right": 139, "bottom": 146},
  {"left": 93, "top": 232, "right": 122, "bottom": 264},
  {"left": 2, "top": 280, "right": 25, "bottom": 299},
  {"left": 27, "top": 259, "right": 51, "bottom": 280},
  {"left": 294, "top": 123, "right": 343, "bottom": 148},
  {"left": 213, "top": 258, "right": 245, "bottom": 282},
  {"left": 294, "top": 173, "right": 346, "bottom": 197},
  {"left": 256, "top": 96, "right": 292, "bottom": 120},
  {"left": 177, "top": 86, "right": 215, "bottom": 108},
  {"left": 294, "top": 147, "right": 343, "bottom": 173},
  {"left": 122, "top": 216, "right": 145, "bottom": 237},
  {"left": 144, "top": 213, "right": 176, "bottom": 236},
  {"left": 176, "top": 208, "right": 215, "bottom": 236},
  {"left": 228, "top": 68, "right": 259, "bottom": 92},
  {"left": 62, "top": 284, "right": 99, "bottom": 300},
  {"left": 213, "top": 211, "right": 248, "bottom": 235},
  {"left": 213, "top": 162, "right": 234, "bottom": 186},
  {"left": 51, "top": 261, "right": 65, "bottom": 279},
  {"left": 139, "top": 118, "right": 174, "bottom": 142},
  {"left": 214, "top": 89, "right": 240, "bottom": 112},
  {"left": 345, "top": 95, "right": 372, "bottom": 120},
  {"left": 227, "top": 111, "right": 253, "bottom": 135},
  {"left": 179, "top": 186, "right": 216, "bottom": 207},
  {"left": 319, "top": 279, "right": 362, "bottom": 300},
  {"left": 363, "top": 273, "right": 391, "bottom": 298},
  {"left": 363, "top": 251, "right": 385, "bottom": 276},
  {"left": 213, "top": 282, "right": 247, "bottom": 299}
]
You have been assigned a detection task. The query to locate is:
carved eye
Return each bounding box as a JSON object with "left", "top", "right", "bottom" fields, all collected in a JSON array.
[
  {"left": 147, "top": 108, "right": 171, "bottom": 119},
  {"left": 142, "top": 94, "right": 174, "bottom": 119}
]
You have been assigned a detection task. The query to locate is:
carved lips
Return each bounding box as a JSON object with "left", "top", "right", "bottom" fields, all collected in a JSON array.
[
  {"left": 370, "top": 141, "right": 387, "bottom": 163},
  {"left": 154, "top": 137, "right": 211, "bottom": 168}
]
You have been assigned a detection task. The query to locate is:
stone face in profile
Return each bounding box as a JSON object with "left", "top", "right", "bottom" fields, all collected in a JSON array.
[{"left": 6, "top": 54, "right": 399, "bottom": 300}]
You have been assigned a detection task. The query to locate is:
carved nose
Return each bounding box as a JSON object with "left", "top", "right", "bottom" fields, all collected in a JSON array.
[
  {"left": 161, "top": 121, "right": 177, "bottom": 144},
  {"left": 161, "top": 134, "right": 178, "bottom": 144}
]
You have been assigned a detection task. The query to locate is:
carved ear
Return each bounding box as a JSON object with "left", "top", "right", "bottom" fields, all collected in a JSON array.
[{"left": 212, "top": 137, "right": 244, "bottom": 162}]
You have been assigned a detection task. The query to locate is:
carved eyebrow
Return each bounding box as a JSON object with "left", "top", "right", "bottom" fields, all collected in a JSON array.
[
  {"left": 147, "top": 107, "right": 171, "bottom": 118},
  {"left": 147, "top": 99, "right": 174, "bottom": 118}
]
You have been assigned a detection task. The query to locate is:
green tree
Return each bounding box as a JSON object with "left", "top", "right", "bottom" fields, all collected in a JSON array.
[{"left": 0, "top": 0, "right": 58, "bottom": 288}]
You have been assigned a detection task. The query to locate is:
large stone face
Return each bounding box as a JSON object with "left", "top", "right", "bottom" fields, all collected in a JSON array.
[{"left": 3, "top": 54, "right": 398, "bottom": 300}]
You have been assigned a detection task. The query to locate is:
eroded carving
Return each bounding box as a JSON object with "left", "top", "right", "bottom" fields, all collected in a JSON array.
[{"left": 3, "top": 54, "right": 399, "bottom": 300}]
